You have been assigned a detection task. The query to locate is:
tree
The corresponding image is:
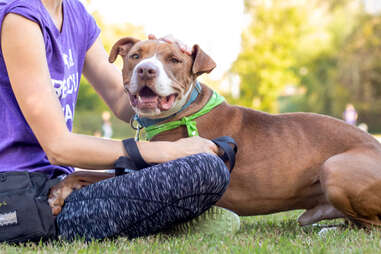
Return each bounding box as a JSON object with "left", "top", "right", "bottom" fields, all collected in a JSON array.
[
  {"left": 337, "top": 14, "right": 381, "bottom": 131},
  {"left": 232, "top": 0, "right": 367, "bottom": 118},
  {"left": 231, "top": 0, "right": 306, "bottom": 112},
  {"left": 288, "top": 2, "right": 360, "bottom": 116}
]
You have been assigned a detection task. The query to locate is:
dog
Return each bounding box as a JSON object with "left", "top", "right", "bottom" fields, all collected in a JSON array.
[{"left": 103, "top": 37, "right": 381, "bottom": 227}]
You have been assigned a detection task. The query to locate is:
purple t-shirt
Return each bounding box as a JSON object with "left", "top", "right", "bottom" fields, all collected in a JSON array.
[{"left": 0, "top": 0, "right": 100, "bottom": 177}]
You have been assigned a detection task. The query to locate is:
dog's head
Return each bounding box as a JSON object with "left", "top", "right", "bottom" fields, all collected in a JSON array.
[{"left": 109, "top": 37, "right": 216, "bottom": 119}]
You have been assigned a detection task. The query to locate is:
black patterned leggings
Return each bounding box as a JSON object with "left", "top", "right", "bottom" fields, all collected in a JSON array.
[{"left": 56, "top": 153, "right": 230, "bottom": 241}]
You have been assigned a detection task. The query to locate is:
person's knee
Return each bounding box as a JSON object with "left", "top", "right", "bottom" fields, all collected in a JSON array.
[{"left": 190, "top": 153, "right": 230, "bottom": 194}]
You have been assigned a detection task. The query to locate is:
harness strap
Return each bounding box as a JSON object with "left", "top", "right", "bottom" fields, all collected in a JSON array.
[
  {"left": 114, "top": 138, "right": 150, "bottom": 176},
  {"left": 122, "top": 138, "right": 149, "bottom": 169},
  {"left": 211, "top": 136, "right": 238, "bottom": 173}
]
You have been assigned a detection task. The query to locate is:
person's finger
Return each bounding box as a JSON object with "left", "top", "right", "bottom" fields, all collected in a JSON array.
[
  {"left": 148, "top": 34, "right": 157, "bottom": 40},
  {"left": 208, "top": 141, "right": 219, "bottom": 155},
  {"left": 161, "top": 34, "right": 192, "bottom": 55},
  {"left": 161, "top": 34, "right": 175, "bottom": 43},
  {"left": 174, "top": 41, "right": 192, "bottom": 55},
  {"left": 181, "top": 44, "right": 192, "bottom": 55},
  {"left": 185, "top": 45, "right": 193, "bottom": 55}
]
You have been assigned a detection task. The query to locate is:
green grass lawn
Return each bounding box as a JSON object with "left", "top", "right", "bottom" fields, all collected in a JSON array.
[{"left": 2, "top": 211, "right": 381, "bottom": 254}]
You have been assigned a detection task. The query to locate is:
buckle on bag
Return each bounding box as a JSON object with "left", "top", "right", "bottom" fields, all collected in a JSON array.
[{"left": 0, "top": 174, "right": 6, "bottom": 182}]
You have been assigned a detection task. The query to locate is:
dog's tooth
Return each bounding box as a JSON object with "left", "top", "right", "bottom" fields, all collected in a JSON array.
[{"left": 137, "top": 95, "right": 143, "bottom": 103}]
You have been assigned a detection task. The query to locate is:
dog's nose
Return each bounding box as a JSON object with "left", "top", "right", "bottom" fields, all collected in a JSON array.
[{"left": 136, "top": 62, "right": 158, "bottom": 80}]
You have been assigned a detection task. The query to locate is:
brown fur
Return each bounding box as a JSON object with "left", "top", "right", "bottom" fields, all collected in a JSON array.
[{"left": 152, "top": 84, "right": 381, "bottom": 219}]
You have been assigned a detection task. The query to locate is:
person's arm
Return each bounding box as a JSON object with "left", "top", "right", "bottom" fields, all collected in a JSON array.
[
  {"left": 82, "top": 37, "right": 133, "bottom": 123},
  {"left": 1, "top": 14, "right": 217, "bottom": 170}
]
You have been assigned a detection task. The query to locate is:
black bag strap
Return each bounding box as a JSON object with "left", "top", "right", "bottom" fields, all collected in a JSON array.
[
  {"left": 211, "top": 136, "right": 238, "bottom": 173},
  {"left": 114, "top": 138, "right": 150, "bottom": 176}
]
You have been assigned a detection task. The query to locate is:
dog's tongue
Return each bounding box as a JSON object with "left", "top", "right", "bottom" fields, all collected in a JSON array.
[
  {"left": 138, "top": 87, "right": 159, "bottom": 108},
  {"left": 134, "top": 87, "right": 176, "bottom": 111},
  {"left": 158, "top": 94, "right": 176, "bottom": 111},
  {"left": 139, "top": 96, "right": 157, "bottom": 104}
]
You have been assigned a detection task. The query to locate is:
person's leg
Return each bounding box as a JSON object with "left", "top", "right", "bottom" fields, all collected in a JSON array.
[{"left": 56, "top": 153, "right": 230, "bottom": 241}]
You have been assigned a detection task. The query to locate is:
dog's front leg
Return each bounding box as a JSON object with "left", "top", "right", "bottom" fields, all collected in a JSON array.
[{"left": 48, "top": 171, "right": 113, "bottom": 215}]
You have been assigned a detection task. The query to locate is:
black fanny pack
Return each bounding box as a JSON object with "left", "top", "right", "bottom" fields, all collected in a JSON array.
[{"left": 0, "top": 171, "right": 60, "bottom": 244}]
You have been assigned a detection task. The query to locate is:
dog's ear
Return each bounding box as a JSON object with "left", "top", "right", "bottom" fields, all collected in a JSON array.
[
  {"left": 109, "top": 37, "right": 140, "bottom": 63},
  {"left": 191, "top": 45, "right": 216, "bottom": 76}
]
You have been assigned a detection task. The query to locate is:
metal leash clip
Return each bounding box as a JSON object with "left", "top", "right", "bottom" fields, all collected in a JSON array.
[{"left": 130, "top": 117, "right": 143, "bottom": 141}]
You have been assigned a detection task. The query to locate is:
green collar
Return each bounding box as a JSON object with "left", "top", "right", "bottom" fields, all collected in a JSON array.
[{"left": 144, "top": 91, "right": 225, "bottom": 140}]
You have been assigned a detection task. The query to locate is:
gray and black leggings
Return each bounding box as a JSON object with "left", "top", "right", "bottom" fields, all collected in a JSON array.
[{"left": 56, "top": 153, "right": 230, "bottom": 241}]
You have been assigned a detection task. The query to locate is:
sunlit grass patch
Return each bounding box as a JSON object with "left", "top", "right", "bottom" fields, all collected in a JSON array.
[{"left": 2, "top": 211, "right": 381, "bottom": 253}]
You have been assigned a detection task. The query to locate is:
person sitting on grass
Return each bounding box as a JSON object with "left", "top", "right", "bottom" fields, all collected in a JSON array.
[{"left": 0, "top": 0, "right": 239, "bottom": 241}]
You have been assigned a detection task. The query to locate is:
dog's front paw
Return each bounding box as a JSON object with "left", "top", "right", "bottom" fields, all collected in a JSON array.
[
  {"left": 48, "top": 176, "right": 86, "bottom": 215},
  {"left": 48, "top": 184, "right": 65, "bottom": 216}
]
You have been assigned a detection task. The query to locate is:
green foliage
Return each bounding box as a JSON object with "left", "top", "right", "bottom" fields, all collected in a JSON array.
[
  {"left": 76, "top": 78, "right": 108, "bottom": 112},
  {"left": 337, "top": 15, "right": 381, "bottom": 131},
  {"left": 231, "top": 0, "right": 305, "bottom": 112},
  {"left": 232, "top": 0, "right": 381, "bottom": 132},
  {"left": 288, "top": 2, "right": 360, "bottom": 117},
  {"left": 291, "top": 6, "right": 381, "bottom": 132},
  {"left": 292, "top": 52, "right": 342, "bottom": 115},
  {"left": 73, "top": 110, "right": 135, "bottom": 139}
]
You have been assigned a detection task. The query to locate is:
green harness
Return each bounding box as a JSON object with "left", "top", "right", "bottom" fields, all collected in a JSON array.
[{"left": 142, "top": 91, "right": 225, "bottom": 140}]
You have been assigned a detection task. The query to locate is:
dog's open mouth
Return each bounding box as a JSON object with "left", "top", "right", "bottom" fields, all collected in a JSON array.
[{"left": 129, "top": 86, "right": 177, "bottom": 111}]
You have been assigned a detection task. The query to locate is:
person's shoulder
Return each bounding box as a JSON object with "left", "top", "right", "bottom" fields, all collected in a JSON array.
[{"left": 0, "top": 0, "right": 44, "bottom": 23}]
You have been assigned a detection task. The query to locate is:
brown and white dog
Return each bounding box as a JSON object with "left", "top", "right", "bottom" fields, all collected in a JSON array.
[
  {"left": 49, "top": 37, "right": 381, "bottom": 227},
  {"left": 106, "top": 37, "right": 381, "bottom": 227}
]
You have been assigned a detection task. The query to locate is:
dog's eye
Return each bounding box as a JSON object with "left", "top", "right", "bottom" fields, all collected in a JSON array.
[
  {"left": 130, "top": 53, "right": 140, "bottom": 60},
  {"left": 169, "top": 57, "right": 181, "bottom": 64}
]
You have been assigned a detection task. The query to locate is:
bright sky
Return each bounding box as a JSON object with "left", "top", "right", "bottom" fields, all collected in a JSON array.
[
  {"left": 84, "top": 0, "right": 247, "bottom": 80},
  {"left": 364, "top": 0, "right": 381, "bottom": 14}
]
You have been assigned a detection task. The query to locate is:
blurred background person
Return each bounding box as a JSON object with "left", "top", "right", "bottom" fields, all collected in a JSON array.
[
  {"left": 343, "top": 104, "right": 358, "bottom": 126},
  {"left": 101, "top": 111, "right": 113, "bottom": 138}
]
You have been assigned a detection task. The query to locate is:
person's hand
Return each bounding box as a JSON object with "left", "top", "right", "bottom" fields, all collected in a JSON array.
[
  {"left": 148, "top": 34, "right": 192, "bottom": 55},
  {"left": 172, "top": 136, "right": 219, "bottom": 159}
]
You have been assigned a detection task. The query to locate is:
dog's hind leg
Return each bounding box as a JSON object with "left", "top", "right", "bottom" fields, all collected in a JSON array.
[
  {"left": 298, "top": 203, "right": 344, "bottom": 226},
  {"left": 320, "top": 144, "right": 381, "bottom": 227}
]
